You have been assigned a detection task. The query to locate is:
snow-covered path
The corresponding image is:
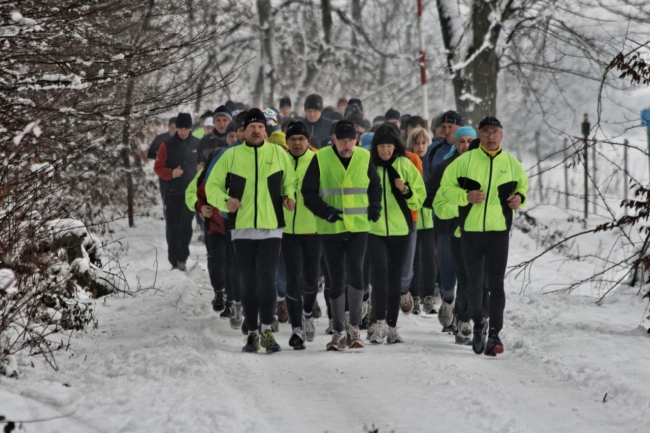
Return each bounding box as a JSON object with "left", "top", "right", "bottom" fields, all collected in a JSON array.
[{"left": 2, "top": 214, "right": 650, "bottom": 433}]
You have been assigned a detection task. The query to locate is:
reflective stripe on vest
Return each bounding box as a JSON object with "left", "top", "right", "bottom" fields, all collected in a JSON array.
[{"left": 316, "top": 146, "right": 371, "bottom": 234}]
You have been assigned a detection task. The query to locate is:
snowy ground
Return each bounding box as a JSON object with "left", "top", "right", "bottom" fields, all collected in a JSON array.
[{"left": 2, "top": 206, "right": 650, "bottom": 433}]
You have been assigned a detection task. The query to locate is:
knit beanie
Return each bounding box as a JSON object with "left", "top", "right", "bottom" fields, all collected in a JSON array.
[
  {"left": 372, "top": 116, "right": 386, "bottom": 126},
  {"left": 384, "top": 108, "right": 401, "bottom": 121},
  {"left": 213, "top": 105, "right": 233, "bottom": 122},
  {"left": 304, "top": 94, "right": 323, "bottom": 111},
  {"left": 243, "top": 108, "right": 267, "bottom": 129},
  {"left": 279, "top": 97, "right": 291, "bottom": 108},
  {"left": 176, "top": 113, "right": 192, "bottom": 129},
  {"left": 440, "top": 110, "right": 463, "bottom": 126},
  {"left": 453, "top": 126, "right": 477, "bottom": 142},
  {"left": 478, "top": 116, "right": 503, "bottom": 130},
  {"left": 285, "top": 121, "right": 310, "bottom": 141},
  {"left": 372, "top": 124, "right": 400, "bottom": 147},
  {"left": 225, "top": 122, "right": 236, "bottom": 135}
]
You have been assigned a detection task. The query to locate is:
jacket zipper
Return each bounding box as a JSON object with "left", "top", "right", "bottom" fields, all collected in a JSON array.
[
  {"left": 483, "top": 154, "right": 494, "bottom": 232},
  {"left": 254, "top": 146, "right": 259, "bottom": 228},
  {"left": 292, "top": 156, "right": 299, "bottom": 234},
  {"left": 383, "top": 168, "right": 389, "bottom": 236}
]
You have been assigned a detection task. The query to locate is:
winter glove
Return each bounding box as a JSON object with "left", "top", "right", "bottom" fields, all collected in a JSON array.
[
  {"left": 368, "top": 207, "right": 381, "bottom": 223},
  {"left": 325, "top": 207, "right": 343, "bottom": 223}
]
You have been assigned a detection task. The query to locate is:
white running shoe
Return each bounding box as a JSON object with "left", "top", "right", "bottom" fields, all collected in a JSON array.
[
  {"left": 422, "top": 295, "right": 436, "bottom": 314},
  {"left": 386, "top": 326, "right": 403, "bottom": 344},
  {"left": 303, "top": 315, "right": 316, "bottom": 342},
  {"left": 368, "top": 321, "right": 387, "bottom": 344},
  {"left": 347, "top": 325, "right": 364, "bottom": 349},
  {"left": 326, "top": 332, "right": 347, "bottom": 351},
  {"left": 438, "top": 300, "right": 454, "bottom": 327}
]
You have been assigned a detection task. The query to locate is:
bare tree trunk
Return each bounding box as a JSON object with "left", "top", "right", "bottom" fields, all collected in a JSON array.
[
  {"left": 295, "top": 1, "right": 333, "bottom": 107},
  {"left": 251, "top": 0, "right": 273, "bottom": 108},
  {"left": 351, "top": 0, "right": 361, "bottom": 47},
  {"left": 436, "top": 0, "right": 502, "bottom": 125},
  {"left": 465, "top": 0, "right": 501, "bottom": 125}
]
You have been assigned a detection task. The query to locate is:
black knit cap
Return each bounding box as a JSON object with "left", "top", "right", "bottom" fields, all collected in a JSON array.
[
  {"left": 280, "top": 97, "right": 291, "bottom": 108},
  {"left": 384, "top": 108, "right": 401, "bottom": 121},
  {"left": 334, "top": 120, "right": 357, "bottom": 140},
  {"left": 286, "top": 120, "right": 310, "bottom": 140},
  {"left": 478, "top": 116, "right": 503, "bottom": 130},
  {"left": 213, "top": 105, "right": 233, "bottom": 121},
  {"left": 304, "top": 94, "right": 323, "bottom": 111},
  {"left": 372, "top": 116, "right": 385, "bottom": 126},
  {"left": 440, "top": 110, "right": 464, "bottom": 126},
  {"left": 176, "top": 113, "right": 192, "bottom": 129},
  {"left": 244, "top": 108, "right": 267, "bottom": 129}
]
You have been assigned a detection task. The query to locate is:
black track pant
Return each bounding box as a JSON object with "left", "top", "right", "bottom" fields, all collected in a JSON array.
[
  {"left": 225, "top": 229, "right": 241, "bottom": 303},
  {"left": 163, "top": 194, "right": 194, "bottom": 267},
  {"left": 411, "top": 228, "right": 436, "bottom": 298},
  {"left": 234, "top": 238, "right": 281, "bottom": 331},
  {"left": 282, "top": 234, "right": 322, "bottom": 329},
  {"left": 451, "top": 236, "right": 490, "bottom": 323},
  {"left": 368, "top": 234, "right": 411, "bottom": 327},
  {"left": 206, "top": 231, "right": 226, "bottom": 295},
  {"left": 321, "top": 232, "right": 367, "bottom": 333},
  {"left": 461, "top": 231, "right": 509, "bottom": 333}
]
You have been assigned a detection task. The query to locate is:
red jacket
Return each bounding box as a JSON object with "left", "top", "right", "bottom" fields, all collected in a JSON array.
[{"left": 196, "top": 181, "right": 226, "bottom": 236}]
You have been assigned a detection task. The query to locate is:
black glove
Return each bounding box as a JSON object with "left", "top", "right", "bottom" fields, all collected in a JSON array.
[
  {"left": 368, "top": 207, "right": 381, "bottom": 222},
  {"left": 325, "top": 207, "right": 343, "bottom": 223}
]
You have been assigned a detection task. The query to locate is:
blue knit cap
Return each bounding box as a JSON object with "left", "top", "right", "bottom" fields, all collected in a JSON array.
[
  {"left": 225, "top": 121, "right": 236, "bottom": 135},
  {"left": 454, "top": 126, "right": 477, "bottom": 142}
]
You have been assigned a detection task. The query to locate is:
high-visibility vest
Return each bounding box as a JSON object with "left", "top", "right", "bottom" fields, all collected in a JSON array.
[
  {"left": 315, "top": 146, "right": 371, "bottom": 234},
  {"left": 283, "top": 149, "right": 318, "bottom": 234}
]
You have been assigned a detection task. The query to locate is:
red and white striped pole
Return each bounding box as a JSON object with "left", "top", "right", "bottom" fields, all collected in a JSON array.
[{"left": 417, "top": 0, "right": 429, "bottom": 127}]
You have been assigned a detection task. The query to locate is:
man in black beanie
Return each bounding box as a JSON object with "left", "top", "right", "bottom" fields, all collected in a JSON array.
[
  {"left": 279, "top": 96, "right": 292, "bottom": 119},
  {"left": 385, "top": 108, "right": 401, "bottom": 128},
  {"left": 205, "top": 108, "right": 298, "bottom": 354},
  {"left": 153, "top": 112, "right": 199, "bottom": 271},
  {"left": 303, "top": 93, "right": 332, "bottom": 149}
]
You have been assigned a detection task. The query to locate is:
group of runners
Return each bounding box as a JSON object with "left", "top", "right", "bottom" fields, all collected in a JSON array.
[{"left": 148, "top": 95, "right": 528, "bottom": 357}]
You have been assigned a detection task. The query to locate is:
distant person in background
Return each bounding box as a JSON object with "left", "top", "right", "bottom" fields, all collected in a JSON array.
[
  {"left": 279, "top": 96, "right": 294, "bottom": 119},
  {"left": 192, "top": 110, "right": 213, "bottom": 140},
  {"left": 303, "top": 93, "right": 333, "bottom": 149},
  {"left": 384, "top": 108, "right": 401, "bottom": 129},
  {"left": 202, "top": 117, "right": 214, "bottom": 137},
  {"left": 345, "top": 98, "right": 363, "bottom": 117},
  {"left": 336, "top": 98, "right": 347, "bottom": 115},
  {"left": 154, "top": 112, "right": 199, "bottom": 271},
  {"left": 406, "top": 127, "right": 437, "bottom": 315},
  {"left": 430, "top": 113, "right": 445, "bottom": 141},
  {"left": 147, "top": 117, "right": 176, "bottom": 160},
  {"left": 371, "top": 116, "right": 385, "bottom": 132},
  {"left": 346, "top": 111, "right": 366, "bottom": 139},
  {"left": 405, "top": 116, "right": 427, "bottom": 139},
  {"left": 198, "top": 105, "right": 231, "bottom": 166}
]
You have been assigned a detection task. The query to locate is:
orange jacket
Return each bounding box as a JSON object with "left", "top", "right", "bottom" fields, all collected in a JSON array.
[{"left": 405, "top": 151, "right": 423, "bottom": 222}]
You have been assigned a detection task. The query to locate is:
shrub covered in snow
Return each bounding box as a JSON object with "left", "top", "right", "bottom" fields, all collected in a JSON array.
[{"left": 0, "top": 0, "right": 234, "bottom": 371}]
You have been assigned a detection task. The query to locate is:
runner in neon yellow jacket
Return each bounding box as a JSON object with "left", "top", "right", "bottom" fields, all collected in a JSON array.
[{"left": 437, "top": 116, "right": 528, "bottom": 358}]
